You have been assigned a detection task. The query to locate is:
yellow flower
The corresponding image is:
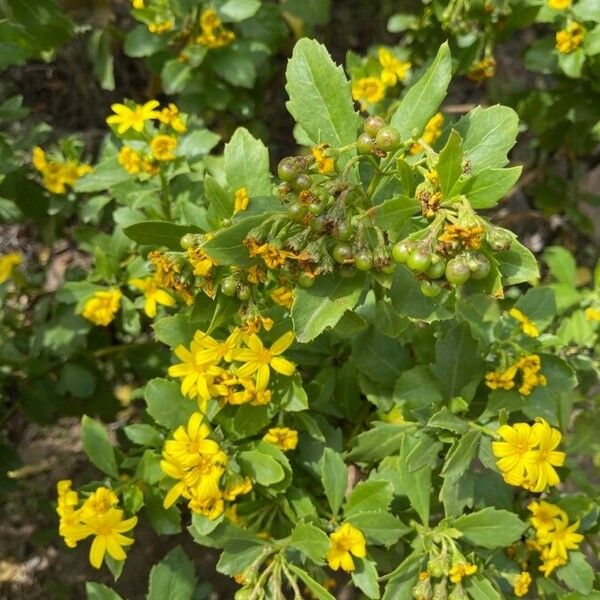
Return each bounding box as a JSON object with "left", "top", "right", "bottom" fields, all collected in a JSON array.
[
  {"left": 129, "top": 277, "right": 175, "bottom": 318},
  {"left": 150, "top": 134, "right": 177, "bottom": 161},
  {"left": 556, "top": 22, "right": 586, "bottom": 54},
  {"left": 492, "top": 422, "right": 540, "bottom": 483},
  {"left": 234, "top": 187, "right": 250, "bottom": 214},
  {"left": 118, "top": 146, "right": 143, "bottom": 175},
  {"left": 197, "top": 8, "right": 236, "bottom": 48},
  {"left": 410, "top": 112, "right": 444, "bottom": 154},
  {"left": 148, "top": 20, "right": 174, "bottom": 34},
  {"left": 131, "top": 0, "right": 144, "bottom": 7},
  {"left": 81, "top": 487, "right": 119, "bottom": 520},
  {"left": 56, "top": 480, "right": 82, "bottom": 548},
  {"left": 485, "top": 364, "right": 518, "bottom": 391},
  {"left": 82, "top": 289, "right": 122, "bottom": 326},
  {"left": 448, "top": 562, "right": 478, "bottom": 584},
  {"left": 188, "top": 245, "right": 217, "bottom": 277},
  {"left": 467, "top": 57, "right": 496, "bottom": 83},
  {"left": 240, "top": 314, "right": 273, "bottom": 335},
  {"left": 378, "top": 48, "right": 411, "bottom": 87},
  {"left": 585, "top": 307, "right": 600, "bottom": 321},
  {"left": 515, "top": 354, "right": 547, "bottom": 396},
  {"left": 233, "top": 331, "right": 296, "bottom": 390},
  {"left": 514, "top": 571, "right": 532, "bottom": 597},
  {"left": 106, "top": 100, "right": 160, "bottom": 134},
  {"left": 539, "top": 552, "right": 567, "bottom": 577},
  {"left": 148, "top": 250, "right": 194, "bottom": 304},
  {"left": 311, "top": 144, "right": 335, "bottom": 175},
  {"left": 438, "top": 224, "right": 485, "bottom": 249},
  {"left": 32, "top": 146, "right": 92, "bottom": 194},
  {"left": 352, "top": 76, "right": 385, "bottom": 109},
  {"left": 0, "top": 252, "right": 22, "bottom": 284},
  {"left": 192, "top": 329, "right": 242, "bottom": 365},
  {"left": 158, "top": 103, "right": 186, "bottom": 133},
  {"left": 326, "top": 523, "right": 366, "bottom": 572},
  {"left": 548, "top": 0, "right": 572, "bottom": 9},
  {"left": 528, "top": 500, "right": 565, "bottom": 534},
  {"left": 223, "top": 477, "right": 252, "bottom": 501},
  {"left": 189, "top": 488, "right": 224, "bottom": 519},
  {"left": 83, "top": 508, "right": 137, "bottom": 569},
  {"left": 523, "top": 419, "right": 565, "bottom": 492},
  {"left": 263, "top": 427, "right": 298, "bottom": 451},
  {"left": 270, "top": 286, "right": 294, "bottom": 309},
  {"left": 536, "top": 512, "right": 583, "bottom": 561},
  {"left": 32, "top": 146, "right": 47, "bottom": 171},
  {"left": 509, "top": 308, "right": 540, "bottom": 337}
]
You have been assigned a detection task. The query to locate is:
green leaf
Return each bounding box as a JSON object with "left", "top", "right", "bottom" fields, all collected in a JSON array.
[
  {"left": 455, "top": 105, "right": 519, "bottom": 174},
  {"left": 74, "top": 158, "right": 132, "bottom": 192},
  {"left": 203, "top": 214, "right": 267, "bottom": 266},
  {"left": 285, "top": 38, "right": 359, "bottom": 147},
  {"left": 145, "top": 487, "right": 181, "bottom": 534},
  {"left": 147, "top": 546, "right": 195, "bottom": 600},
  {"left": 189, "top": 512, "right": 223, "bottom": 537},
  {"left": 394, "top": 365, "right": 444, "bottom": 411},
  {"left": 124, "top": 24, "right": 166, "bottom": 57},
  {"left": 86, "top": 582, "right": 124, "bottom": 600},
  {"left": 544, "top": 246, "right": 577, "bottom": 286},
  {"left": 382, "top": 552, "right": 426, "bottom": 600},
  {"left": 123, "top": 221, "right": 200, "bottom": 250},
  {"left": 211, "top": 50, "right": 256, "bottom": 88},
  {"left": 441, "top": 430, "right": 481, "bottom": 481},
  {"left": 321, "top": 447, "right": 347, "bottom": 516},
  {"left": 161, "top": 60, "right": 193, "bottom": 94},
  {"left": 224, "top": 127, "right": 272, "bottom": 196},
  {"left": 205, "top": 174, "right": 234, "bottom": 222},
  {"left": 453, "top": 507, "right": 526, "bottom": 548},
  {"left": 495, "top": 233, "right": 539, "bottom": 285},
  {"left": 345, "top": 480, "right": 393, "bottom": 517},
  {"left": 288, "top": 565, "right": 336, "bottom": 600},
  {"left": 153, "top": 314, "right": 198, "bottom": 347},
  {"left": 123, "top": 424, "right": 163, "bottom": 448},
  {"left": 559, "top": 49, "right": 585, "bottom": 78},
  {"left": 428, "top": 408, "right": 469, "bottom": 434},
  {"left": 217, "top": 538, "right": 266, "bottom": 575},
  {"left": 514, "top": 287, "right": 556, "bottom": 329},
  {"left": 289, "top": 522, "right": 330, "bottom": 564},
  {"left": 465, "top": 576, "right": 502, "bottom": 600},
  {"left": 144, "top": 378, "right": 196, "bottom": 430},
  {"left": 81, "top": 415, "right": 119, "bottom": 478},
  {"left": 346, "top": 510, "right": 410, "bottom": 546},
  {"left": 219, "top": 0, "right": 261, "bottom": 21},
  {"left": 437, "top": 130, "right": 464, "bottom": 196},
  {"left": 347, "top": 423, "right": 410, "bottom": 462},
  {"left": 390, "top": 43, "right": 452, "bottom": 140},
  {"left": 351, "top": 558, "right": 380, "bottom": 599},
  {"left": 238, "top": 449, "right": 285, "bottom": 485},
  {"left": 556, "top": 552, "right": 594, "bottom": 595},
  {"left": 432, "top": 323, "right": 485, "bottom": 400},
  {"left": 292, "top": 273, "right": 365, "bottom": 343},
  {"left": 462, "top": 166, "right": 522, "bottom": 208},
  {"left": 396, "top": 436, "right": 431, "bottom": 524},
  {"left": 373, "top": 195, "right": 420, "bottom": 230},
  {"left": 88, "top": 29, "right": 115, "bottom": 91}
]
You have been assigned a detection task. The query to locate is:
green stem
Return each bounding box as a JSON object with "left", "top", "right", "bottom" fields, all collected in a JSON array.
[
  {"left": 159, "top": 169, "right": 172, "bottom": 220},
  {"left": 469, "top": 421, "right": 499, "bottom": 439}
]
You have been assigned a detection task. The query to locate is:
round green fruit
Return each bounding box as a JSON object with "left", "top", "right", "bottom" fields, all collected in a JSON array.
[
  {"left": 445, "top": 258, "right": 471, "bottom": 285},
  {"left": 406, "top": 247, "right": 432, "bottom": 273},
  {"left": 354, "top": 249, "right": 373, "bottom": 271},
  {"left": 332, "top": 242, "right": 353, "bottom": 264},
  {"left": 180, "top": 233, "right": 195, "bottom": 250},
  {"left": 468, "top": 253, "right": 491, "bottom": 280},
  {"left": 308, "top": 201, "right": 324, "bottom": 216},
  {"left": 293, "top": 173, "right": 312, "bottom": 192},
  {"left": 277, "top": 157, "right": 302, "bottom": 182},
  {"left": 237, "top": 285, "right": 251, "bottom": 301},
  {"left": 333, "top": 220, "right": 353, "bottom": 241},
  {"left": 426, "top": 256, "right": 446, "bottom": 279},
  {"left": 392, "top": 240, "right": 413, "bottom": 264},
  {"left": 297, "top": 273, "right": 315, "bottom": 288},
  {"left": 221, "top": 277, "right": 237, "bottom": 296},
  {"left": 420, "top": 280, "right": 442, "bottom": 297},
  {"left": 375, "top": 126, "right": 401, "bottom": 152},
  {"left": 311, "top": 215, "right": 327, "bottom": 233},
  {"left": 288, "top": 201, "right": 305, "bottom": 221},
  {"left": 364, "top": 115, "right": 386, "bottom": 138},
  {"left": 357, "top": 133, "right": 376, "bottom": 155}
]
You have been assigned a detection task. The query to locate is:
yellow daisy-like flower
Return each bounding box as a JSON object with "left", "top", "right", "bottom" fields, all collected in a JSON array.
[
  {"left": 378, "top": 48, "right": 411, "bottom": 87},
  {"left": 233, "top": 331, "right": 296, "bottom": 390},
  {"left": 163, "top": 412, "right": 221, "bottom": 469},
  {"left": 150, "top": 134, "right": 177, "bottom": 161},
  {"left": 536, "top": 512, "right": 583, "bottom": 561},
  {"left": 509, "top": 307, "right": 540, "bottom": 337},
  {"left": 197, "top": 8, "right": 236, "bottom": 48},
  {"left": 106, "top": 100, "right": 160, "bottom": 134},
  {"left": 83, "top": 509, "right": 138, "bottom": 569},
  {"left": 485, "top": 364, "right": 518, "bottom": 391},
  {"left": 326, "top": 523, "right": 366, "bottom": 572},
  {"left": 528, "top": 500, "right": 565, "bottom": 534},
  {"left": 585, "top": 307, "right": 600, "bottom": 321},
  {"left": 523, "top": 418, "right": 565, "bottom": 492},
  {"left": 158, "top": 103, "right": 186, "bottom": 133},
  {"left": 118, "top": 146, "right": 143, "bottom": 175},
  {"left": 129, "top": 277, "right": 176, "bottom": 318},
  {"left": 448, "top": 562, "right": 478, "bottom": 584},
  {"left": 0, "top": 252, "right": 22, "bottom": 284},
  {"left": 548, "top": 0, "right": 572, "bottom": 9},
  {"left": 80, "top": 487, "right": 119, "bottom": 521},
  {"left": 352, "top": 77, "right": 385, "bottom": 109},
  {"left": 556, "top": 22, "right": 586, "bottom": 54},
  {"left": 492, "top": 422, "right": 540, "bottom": 482},
  {"left": 514, "top": 571, "right": 532, "bottom": 597},
  {"left": 262, "top": 427, "right": 298, "bottom": 451},
  {"left": 82, "top": 289, "right": 122, "bottom": 326},
  {"left": 234, "top": 187, "right": 250, "bottom": 214}
]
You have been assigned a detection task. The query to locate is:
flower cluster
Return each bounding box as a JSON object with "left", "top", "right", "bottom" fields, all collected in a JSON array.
[
  {"left": 509, "top": 308, "right": 540, "bottom": 337},
  {"left": 107, "top": 100, "right": 187, "bottom": 177},
  {"left": 467, "top": 56, "right": 496, "bottom": 83},
  {"left": 0, "top": 252, "right": 22, "bottom": 284},
  {"left": 527, "top": 500, "right": 583, "bottom": 577},
  {"left": 437, "top": 223, "right": 485, "bottom": 250},
  {"left": 32, "top": 146, "right": 92, "bottom": 194},
  {"left": 492, "top": 419, "right": 565, "bottom": 492},
  {"left": 167, "top": 327, "right": 295, "bottom": 412},
  {"left": 82, "top": 289, "right": 122, "bottom": 326},
  {"left": 149, "top": 250, "right": 194, "bottom": 305},
  {"left": 197, "top": 8, "right": 235, "bottom": 48},
  {"left": 485, "top": 353, "right": 547, "bottom": 396},
  {"left": 56, "top": 482, "right": 137, "bottom": 569},
  {"left": 351, "top": 47, "right": 411, "bottom": 109},
  {"left": 556, "top": 22, "right": 586, "bottom": 54}
]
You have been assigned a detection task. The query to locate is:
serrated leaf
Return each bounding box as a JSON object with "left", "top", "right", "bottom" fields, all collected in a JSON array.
[
  {"left": 224, "top": 127, "right": 271, "bottom": 195},
  {"left": 390, "top": 43, "right": 452, "bottom": 140},
  {"left": 238, "top": 449, "right": 285, "bottom": 485},
  {"left": 373, "top": 195, "right": 419, "bottom": 230},
  {"left": 346, "top": 510, "right": 410, "bottom": 546},
  {"left": 81, "top": 415, "right": 119, "bottom": 478},
  {"left": 556, "top": 552, "right": 594, "bottom": 594},
  {"left": 147, "top": 546, "right": 195, "bottom": 600},
  {"left": 347, "top": 423, "right": 410, "bottom": 462},
  {"left": 345, "top": 480, "right": 393, "bottom": 517},
  {"left": 453, "top": 507, "right": 526, "bottom": 548},
  {"left": 462, "top": 166, "right": 522, "bottom": 208},
  {"left": 285, "top": 38, "right": 359, "bottom": 147},
  {"left": 441, "top": 430, "right": 481, "bottom": 481},
  {"left": 289, "top": 522, "right": 330, "bottom": 563}
]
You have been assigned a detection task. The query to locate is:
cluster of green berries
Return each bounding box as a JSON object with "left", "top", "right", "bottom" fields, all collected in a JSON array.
[{"left": 357, "top": 116, "right": 401, "bottom": 155}]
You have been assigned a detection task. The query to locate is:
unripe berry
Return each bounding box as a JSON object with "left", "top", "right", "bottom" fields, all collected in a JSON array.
[
  {"left": 288, "top": 201, "right": 305, "bottom": 221},
  {"left": 294, "top": 173, "right": 312, "bottom": 192},
  {"left": 339, "top": 264, "right": 357, "bottom": 277},
  {"left": 237, "top": 285, "right": 251, "bottom": 301},
  {"left": 221, "top": 277, "right": 237, "bottom": 296},
  {"left": 486, "top": 227, "right": 512, "bottom": 252},
  {"left": 364, "top": 115, "right": 386, "bottom": 138},
  {"left": 180, "top": 233, "right": 195, "bottom": 250},
  {"left": 426, "top": 256, "right": 446, "bottom": 279},
  {"left": 277, "top": 157, "right": 302, "bottom": 182},
  {"left": 445, "top": 257, "right": 471, "bottom": 285},
  {"left": 406, "top": 246, "right": 432, "bottom": 273},
  {"left": 375, "top": 126, "right": 401, "bottom": 152},
  {"left": 332, "top": 242, "right": 353, "bottom": 264},
  {"left": 357, "top": 132, "right": 376, "bottom": 155},
  {"left": 221, "top": 217, "right": 232, "bottom": 227},
  {"left": 308, "top": 201, "right": 324, "bottom": 216},
  {"left": 468, "top": 253, "right": 491, "bottom": 280},
  {"left": 421, "top": 280, "right": 442, "bottom": 297},
  {"left": 354, "top": 249, "right": 374, "bottom": 271},
  {"left": 312, "top": 215, "right": 327, "bottom": 233},
  {"left": 333, "top": 220, "right": 353, "bottom": 241},
  {"left": 297, "top": 273, "right": 315, "bottom": 288},
  {"left": 392, "top": 240, "right": 413, "bottom": 264}
]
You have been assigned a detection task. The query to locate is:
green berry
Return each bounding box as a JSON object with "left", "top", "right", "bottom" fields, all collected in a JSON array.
[
  {"left": 221, "top": 277, "right": 237, "bottom": 296},
  {"left": 392, "top": 240, "right": 413, "bottom": 264},
  {"left": 354, "top": 249, "right": 373, "bottom": 271},
  {"left": 420, "top": 280, "right": 442, "bottom": 297},
  {"left": 221, "top": 218, "right": 232, "bottom": 227},
  {"left": 468, "top": 253, "right": 491, "bottom": 280},
  {"left": 357, "top": 133, "right": 376, "bottom": 155},
  {"left": 445, "top": 257, "right": 471, "bottom": 285},
  {"left": 375, "top": 126, "right": 401, "bottom": 152},
  {"left": 294, "top": 173, "right": 312, "bottom": 192},
  {"left": 332, "top": 242, "right": 353, "bottom": 264},
  {"left": 312, "top": 215, "right": 327, "bottom": 233},
  {"left": 237, "top": 285, "right": 251, "bottom": 301},
  {"left": 486, "top": 227, "right": 512, "bottom": 252},
  {"left": 406, "top": 247, "right": 432, "bottom": 273},
  {"left": 426, "top": 256, "right": 446, "bottom": 279},
  {"left": 278, "top": 157, "right": 302, "bottom": 182},
  {"left": 333, "top": 220, "right": 353, "bottom": 241},
  {"left": 297, "top": 273, "right": 315, "bottom": 288},
  {"left": 288, "top": 201, "right": 305, "bottom": 221},
  {"left": 339, "top": 264, "right": 357, "bottom": 278},
  {"left": 180, "top": 233, "right": 195, "bottom": 250},
  {"left": 308, "top": 201, "right": 324, "bottom": 216},
  {"left": 364, "top": 115, "right": 386, "bottom": 138}
]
